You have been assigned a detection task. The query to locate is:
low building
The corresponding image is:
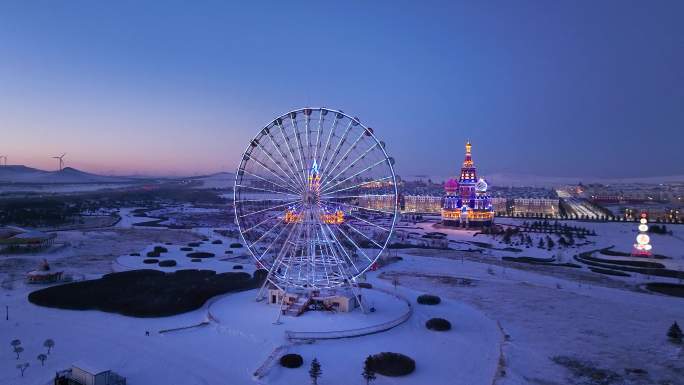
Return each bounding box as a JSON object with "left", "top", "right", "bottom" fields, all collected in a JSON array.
[
  {"left": 268, "top": 288, "right": 359, "bottom": 314},
  {"left": 54, "top": 361, "right": 126, "bottom": 385},
  {"left": 403, "top": 195, "right": 442, "bottom": 214},
  {"left": 491, "top": 197, "right": 509, "bottom": 215},
  {"left": 512, "top": 198, "right": 559, "bottom": 217},
  {"left": 0, "top": 226, "right": 56, "bottom": 252},
  {"left": 26, "top": 259, "right": 64, "bottom": 284},
  {"left": 357, "top": 194, "right": 396, "bottom": 213}
]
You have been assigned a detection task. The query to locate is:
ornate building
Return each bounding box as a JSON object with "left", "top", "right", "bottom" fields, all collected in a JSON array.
[{"left": 441, "top": 142, "right": 494, "bottom": 227}]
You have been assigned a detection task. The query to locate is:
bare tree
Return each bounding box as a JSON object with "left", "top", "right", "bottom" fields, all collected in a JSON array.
[
  {"left": 10, "top": 339, "right": 21, "bottom": 349},
  {"left": 14, "top": 346, "right": 24, "bottom": 360},
  {"left": 17, "top": 362, "right": 29, "bottom": 377},
  {"left": 37, "top": 353, "right": 47, "bottom": 366},
  {"left": 44, "top": 339, "right": 55, "bottom": 354}
]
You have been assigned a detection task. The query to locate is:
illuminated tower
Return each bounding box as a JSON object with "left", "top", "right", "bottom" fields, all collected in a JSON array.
[
  {"left": 632, "top": 212, "right": 653, "bottom": 257},
  {"left": 308, "top": 159, "right": 321, "bottom": 193},
  {"left": 441, "top": 141, "right": 494, "bottom": 227}
]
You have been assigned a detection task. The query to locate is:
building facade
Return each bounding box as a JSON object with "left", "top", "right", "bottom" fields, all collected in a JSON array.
[
  {"left": 512, "top": 198, "right": 559, "bottom": 217},
  {"left": 404, "top": 195, "right": 442, "bottom": 214},
  {"left": 441, "top": 142, "right": 494, "bottom": 227}
]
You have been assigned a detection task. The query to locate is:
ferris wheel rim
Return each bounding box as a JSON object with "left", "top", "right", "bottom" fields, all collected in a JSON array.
[{"left": 233, "top": 107, "right": 399, "bottom": 290}]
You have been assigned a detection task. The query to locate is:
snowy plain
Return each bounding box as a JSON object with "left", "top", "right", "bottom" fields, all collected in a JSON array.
[{"left": 1, "top": 208, "right": 683, "bottom": 385}]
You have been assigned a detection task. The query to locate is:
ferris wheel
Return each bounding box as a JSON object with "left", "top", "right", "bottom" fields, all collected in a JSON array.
[{"left": 234, "top": 107, "right": 398, "bottom": 291}]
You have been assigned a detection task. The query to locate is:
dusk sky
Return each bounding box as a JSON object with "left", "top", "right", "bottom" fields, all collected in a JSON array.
[{"left": 1, "top": 1, "right": 682, "bottom": 178}]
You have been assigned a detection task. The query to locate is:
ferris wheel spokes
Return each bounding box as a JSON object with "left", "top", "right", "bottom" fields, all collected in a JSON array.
[
  {"left": 318, "top": 130, "right": 368, "bottom": 187},
  {"left": 275, "top": 118, "right": 306, "bottom": 187},
  {"left": 250, "top": 139, "right": 304, "bottom": 194},
  {"left": 263, "top": 127, "right": 305, "bottom": 190}
]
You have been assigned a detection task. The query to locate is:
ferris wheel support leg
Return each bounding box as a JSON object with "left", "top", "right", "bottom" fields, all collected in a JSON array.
[
  {"left": 273, "top": 291, "right": 287, "bottom": 325},
  {"left": 349, "top": 280, "right": 368, "bottom": 314},
  {"left": 255, "top": 277, "right": 270, "bottom": 302}
]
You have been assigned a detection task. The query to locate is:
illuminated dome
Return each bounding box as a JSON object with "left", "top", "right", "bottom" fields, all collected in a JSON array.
[
  {"left": 476, "top": 178, "right": 488, "bottom": 192},
  {"left": 445, "top": 178, "right": 459, "bottom": 194}
]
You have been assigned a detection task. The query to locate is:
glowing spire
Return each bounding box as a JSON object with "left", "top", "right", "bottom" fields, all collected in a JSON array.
[
  {"left": 311, "top": 159, "right": 319, "bottom": 175},
  {"left": 463, "top": 141, "right": 474, "bottom": 168},
  {"left": 308, "top": 159, "right": 321, "bottom": 192}
]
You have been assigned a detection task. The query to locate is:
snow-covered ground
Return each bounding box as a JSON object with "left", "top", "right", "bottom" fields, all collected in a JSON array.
[
  {"left": 2, "top": 217, "right": 684, "bottom": 385},
  {"left": 1, "top": 253, "right": 500, "bottom": 385}
]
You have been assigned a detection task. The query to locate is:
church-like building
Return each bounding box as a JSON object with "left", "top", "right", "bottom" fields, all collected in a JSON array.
[{"left": 441, "top": 142, "right": 494, "bottom": 227}]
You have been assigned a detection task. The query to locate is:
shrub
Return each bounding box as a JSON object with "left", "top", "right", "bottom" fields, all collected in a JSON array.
[
  {"left": 180, "top": 247, "right": 193, "bottom": 252},
  {"left": 357, "top": 282, "right": 373, "bottom": 289},
  {"left": 426, "top": 318, "right": 451, "bottom": 331},
  {"left": 417, "top": 294, "right": 441, "bottom": 305},
  {"left": 225, "top": 250, "right": 233, "bottom": 254},
  {"left": 668, "top": 322, "right": 683, "bottom": 343},
  {"left": 230, "top": 243, "right": 243, "bottom": 248},
  {"left": 279, "top": 353, "right": 303, "bottom": 368},
  {"left": 191, "top": 258, "right": 202, "bottom": 263},
  {"left": 202, "top": 238, "right": 209, "bottom": 242},
  {"left": 646, "top": 283, "right": 684, "bottom": 298},
  {"left": 233, "top": 265, "right": 243, "bottom": 270},
  {"left": 147, "top": 251, "right": 160, "bottom": 258},
  {"left": 158, "top": 260, "right": 177, "bottom": 267},
  {"left": 153, "top": 246, "right": 168, "bottom": 253},
  {"left": 130, "top": 253, "right": 140, "bottom": 256},
  {"left": 143, "top": 259, "right": 159, "bottom": 264},
  {"left": 366, "top": 352, "right": 415, "bottom": 376},
  {"left": 188, "top": 242, "right": 201, "bottom": 247},
  {"left": 212, "top": 240, "right": 223, "bottom": 244},
  {"left": 186, "top": 252, "right": 215, "bottom": 259},
  {"left": 164, "top": 242, "right": 173, "bottom": 245}
]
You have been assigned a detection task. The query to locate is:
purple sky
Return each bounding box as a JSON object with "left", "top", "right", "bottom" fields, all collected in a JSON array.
[{"left": 0, "top": 1, "right": 682, "bottom": 177}]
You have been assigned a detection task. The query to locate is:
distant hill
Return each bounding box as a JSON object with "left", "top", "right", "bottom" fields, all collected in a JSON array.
[
  {"left": 0, "top": 165, "right": 136, "bottom": 184},
  {"left": 188, "top": 172, "right": 235, "bottom": 189}
]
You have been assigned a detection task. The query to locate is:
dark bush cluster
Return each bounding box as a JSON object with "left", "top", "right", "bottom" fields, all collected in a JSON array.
[
  {"left": 186, "top": 252, "right": 215, "bottom": 259},
  {"left": 646, "top": 282, "right": 684, "bottom": 298},
  {"left": 279, "top": 353, "right": 303, "bottom": 368},
  {"left": 230, "top": 243, "right": 243, "bottom": 248},
  {"left": 191, "top": 258, "right": 202, "bottom": 263},
  {"left": 425, "top": 318, "right": 452, "bottom": 331},
  {"left": 366, "top": 352, "right": 415, "bottom": 376},
  {"left": 147, "top": 251, "right": 160, "bottom": 258},
  {"left": 188, "top": 242, "right": 201, "bottom": 247},
  {"left": 202, "top": 238, "right": 209, "bottom": 242},
  {"left": 143, "top": 258, "right": 159, "bottom": 264},
  {"left": 233, "top": 265, "right": 243, "bottom": 270},
  {"left": 417, "top": 294, "right": 441, "bottom": 305},
  {"left": 158, "top": 260, "right": 177, "bottom": 267},
  {"left": 28, "top": 269, "right": 265, "bottom": 317},
  {"left": 357, "top": 282, "right": 373, "bottom": 289},
  {"left": 212, "top": 240, "right": 223, "bottom": 244},
  {"left": 130, "top": 252, "right": 140, "bottom": 256},
  {"left": 225, "top": 250, "right": 233, "bottom": 254},
  {"left": 164, "top": 242, "right": 173, "bottom": 246},
  {"left": 153, "top": 246, "right": 168, "bottom": 253},
  {"left": 180, "top": 247, "right": 193, "bottom": 252}
]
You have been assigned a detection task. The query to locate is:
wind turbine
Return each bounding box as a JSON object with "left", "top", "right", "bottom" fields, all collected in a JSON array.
[
  {"left": 52, "top": 153, "right": 66, "bottom": 171},
  {"left": 0, "top": 155, "right": 6, "bottom": 166}
]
